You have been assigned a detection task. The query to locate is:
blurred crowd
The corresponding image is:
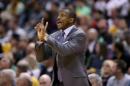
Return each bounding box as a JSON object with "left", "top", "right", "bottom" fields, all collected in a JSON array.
[{"left": 0, "top": 0, "right": 130, "bottom": 86}]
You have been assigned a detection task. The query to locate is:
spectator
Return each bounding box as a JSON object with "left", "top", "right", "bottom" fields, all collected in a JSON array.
[
  {"left": 0, "top": 56, "right": 14, "bottom": 70},
  {"left": 10, "top": 33, "right": 25, "bottom": 64},
  {"left": 16, "top": 59, "right": 29, "bottom": 77},
  {"left": 86, "top": 28, "right": 98, "bottom": 55},
  {"left": 6, "top": 0, "right": 25, "bottom": 15},
  {"left": 97, "top": 18, "right": 112, "bottom": 44},
  {"left": 39, "top": 74, "right": 51, "bottom": 86},
  {"left": 16, "top": 73, "right": 32, "bottom": 86},
  {"left": 0, "top": 69, "right": 16, "bottom": 86},
  {"left": 7, "top": 17, "right": 27, "bottom": 39},
  {"left": 112, "top": 42, "right": 130, "bottom": 70},
  {"left": 25, "top": 56, "right": 41, "bottom": 79},
  {"left": 87, "top": 41, "right": 107, "bottom": 74},
  {"left": 77, "top": 15, "right": 91, "bottom": 34},
  {"left": 101, "top": 60, "right": 115, "bottom": 86},
  {"left": 107, "top": 60, "right": 130, "bottom": 86},
  {"left": 26, "top": 42, "right": 35, "bottom": 57}
]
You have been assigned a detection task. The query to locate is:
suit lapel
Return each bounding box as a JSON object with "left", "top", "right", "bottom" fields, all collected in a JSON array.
[{"left": 65, "top": 27, "right": 78, "bottom": 41}]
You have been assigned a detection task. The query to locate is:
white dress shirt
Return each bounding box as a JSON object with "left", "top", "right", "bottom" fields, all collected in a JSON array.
[{"left": 63, "top": 25, "right": 76, "bottom": 39}]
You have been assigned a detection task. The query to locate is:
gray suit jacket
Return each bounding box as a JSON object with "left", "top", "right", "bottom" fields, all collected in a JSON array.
[{"left": 35, "top": 27, "right": 91, "bottom": 86}]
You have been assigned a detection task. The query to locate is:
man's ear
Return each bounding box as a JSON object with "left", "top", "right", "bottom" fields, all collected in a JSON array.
[{"left": 69, "top": 18, "right": 74, "bottom": 23}]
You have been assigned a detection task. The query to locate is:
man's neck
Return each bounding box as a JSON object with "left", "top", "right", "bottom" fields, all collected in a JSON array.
[
  {"left": 62, "top": 24, "right": 74, "bottom": 30},
  {"left": 115, "top": 73, "right": 124, "bottom": 80}
]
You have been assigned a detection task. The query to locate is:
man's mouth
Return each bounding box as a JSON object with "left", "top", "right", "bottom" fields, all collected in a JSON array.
[{"left": 57, "top": 20, "right": 62, "bottom": 24}]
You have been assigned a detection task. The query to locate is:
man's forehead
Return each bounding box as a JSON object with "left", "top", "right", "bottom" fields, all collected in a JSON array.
[{"left": 59, "top": 9, "right": 70, "bottom": 15}]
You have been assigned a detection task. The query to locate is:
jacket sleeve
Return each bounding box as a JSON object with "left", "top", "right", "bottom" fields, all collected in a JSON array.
[
  {"left": 35, "top": 42, "right": 52, "bottom": 62},
  {"left": 46, "top": 32, "right": 86, "bottom": 57}
]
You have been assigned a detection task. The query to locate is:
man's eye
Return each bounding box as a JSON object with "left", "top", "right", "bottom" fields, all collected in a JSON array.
[
  {"left": 61, "top": 13, "right": 66, "bottom": 17},
  {"left": 60, "top": 15, "right": 64, "bottom": 17}
]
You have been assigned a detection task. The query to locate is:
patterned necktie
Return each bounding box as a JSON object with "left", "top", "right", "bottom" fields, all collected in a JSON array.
[{"left": 59, "top": 31, "right": 65, "bottom": 43}]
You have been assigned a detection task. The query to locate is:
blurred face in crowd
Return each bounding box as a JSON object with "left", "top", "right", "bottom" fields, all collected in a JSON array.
[
  {"left": 8, "top": 19, "right": 18, "bottom": 30},
  {"left": 97, "top": 19, "right": 107, "bottom": 30},
  {"left": 0, "top": 78, "right": 13, "bottom": 86},
  {"left": 0, "top": 57, "right": 11, "bottom": 69},
  {"left": 113, "top": 64, "right": 124, "bottom": 76},
  {"left": 0, "top": 75, "right": 13, "bottom": 86},
  {"left": 26, "top": 43, "right": 35, "bottom": 54},
  {"left": 0, "top": 25, "right": 5, "bottom": 37},
  {"left": 102, "top": 63, "right": 111, "bottom": 75},
  {"left": 111, "top": 9, "right": 119, "bottom": 18},
  {"left": 39, "top": 75, "right": 51, "bottom": 86},
  {"left": 57, "top": 9, "right": 75, "bottom": 30},
  {"left": 87, "top": 29, "right": 98, "bottom": 42},
  {"left": 78, "top": 16, "right": 89, "bottom": 33},
  {"left": 16, "top": 60, "right": 29, "bottom": 77},
  {"left": 118, "top": 19, "right": 127, "bottom": 29},
  {"left": 101, "top": 60, "right": 115, "bottom": 76},
  {"left": 112, "top": 62, "right": 119, "bottom": 75},
  {"left": 0, "top": 70, "right": 15, "bottom": 86},
  {"left": 16, "top": 78, "right": 31, "bottom": 86},
  {"left": 18, "top": 39, "right": 28, "bottom": 49}
]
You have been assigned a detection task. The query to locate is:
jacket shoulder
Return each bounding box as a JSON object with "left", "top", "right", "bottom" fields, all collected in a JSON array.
[{"left": 73, "top": 28, "right": 86, "bottom": 37}]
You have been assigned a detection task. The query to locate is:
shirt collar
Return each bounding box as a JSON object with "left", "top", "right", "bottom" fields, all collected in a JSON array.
[{"left": 63, "top": 25, "right": 75, "bottom": 37}]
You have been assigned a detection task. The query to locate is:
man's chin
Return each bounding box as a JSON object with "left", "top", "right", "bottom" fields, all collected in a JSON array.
[{"left": 57, "top": 25, "right": 63, "bottom": 29}]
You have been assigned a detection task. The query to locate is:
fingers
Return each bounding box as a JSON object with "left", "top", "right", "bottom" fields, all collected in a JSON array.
[
  {"left": 41, "top": 18, "right": 48, "bottom": 31},
  {"left": 44, "top": 22, "right": 48, "bottom": 31},
  {"left": 34, "top": 18, "right": 48, "bottom": 32},
  {"left": 35, "top": 23, "right": 42, "bottom": 31},
  {"left": 35, "top": 17, "right": 44, "bottom": 31},
  {"left": 41, "top": 18, "right": 44, "bottom": 24}
]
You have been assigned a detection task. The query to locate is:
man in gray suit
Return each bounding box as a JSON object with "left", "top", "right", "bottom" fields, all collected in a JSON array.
[{"left": 35, "top": 9, "right": 91, "bottom": 86}]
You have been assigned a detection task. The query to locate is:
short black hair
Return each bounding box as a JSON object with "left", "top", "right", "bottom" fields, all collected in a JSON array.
[
  {"left": 60, "top": 8, "right": 77, "bottom": 23},
  {"left": 115, "top": 60, "right": 127, "bottom": 74}
]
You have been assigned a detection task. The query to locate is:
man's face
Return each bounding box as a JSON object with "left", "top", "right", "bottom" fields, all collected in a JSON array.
[
  {"left": 102, "top": 63, "right": 112, "bottom": 75},
  {"left": 57, "top": 10, "right": 73, "bottom": 30},
  {"left": 39, "top": 77, "right": 51, "bottom": 86},
  {"left": 16, "top": 79, "right": 29, "bottom": 86},
  {"left": 0, "top": 57, "right": 10, "bottom": 69},
  {"left": 0, "top": 74, "right": 13, "bottom": 86},
  {"left": 88, "top": 32, "right": 97, "bottom": 42},
  {"left": 112, "top": 63, "right": 118, "bottom": 75}
]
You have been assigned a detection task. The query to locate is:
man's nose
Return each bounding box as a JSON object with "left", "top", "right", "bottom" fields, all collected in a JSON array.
[{"left": 57, "top": 16, "right": 61, "bottom": 20}]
